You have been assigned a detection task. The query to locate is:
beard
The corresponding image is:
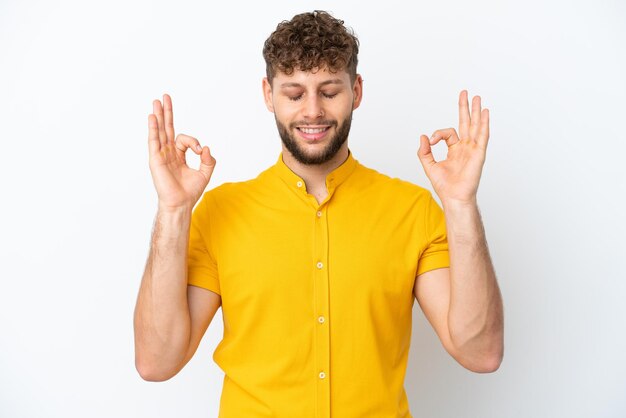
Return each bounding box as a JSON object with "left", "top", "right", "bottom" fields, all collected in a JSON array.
[{"left": 274, "top": 110, "right": 353, "bottom": 165}]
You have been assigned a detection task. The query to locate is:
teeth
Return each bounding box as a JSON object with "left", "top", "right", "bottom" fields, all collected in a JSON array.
[{"left": 300, "top": 127, "right": 328, "bottom": 134}]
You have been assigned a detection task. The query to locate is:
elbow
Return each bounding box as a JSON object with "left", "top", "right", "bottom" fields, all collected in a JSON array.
[
  {"left": 135, "top": 357, "right": 178, "bottom": 382},
  {"left": 133, "top": 331, "right": 187, "bottom": 382},
  {"left": 467, "top": 351, "right": 503, "bottom": 373},
  {"left": 135, "top": 363, "right": 170, "bottom": 382},
  {"left": 452, "top": 336, "right": 504, "bottom": 374}
]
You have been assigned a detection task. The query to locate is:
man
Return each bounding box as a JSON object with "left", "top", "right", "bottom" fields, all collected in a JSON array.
[{"left": 134, "top": 10, "right": 503, "bottom": 418}]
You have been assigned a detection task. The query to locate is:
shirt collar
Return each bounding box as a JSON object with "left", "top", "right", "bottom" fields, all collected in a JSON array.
[{"left": 270, "top": 148, "right": 358, "bottom": 191}]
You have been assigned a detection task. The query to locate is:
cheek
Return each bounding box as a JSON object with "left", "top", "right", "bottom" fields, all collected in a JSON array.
[
  {"left": 332, "top": 98, "right": 354, "bottom": 113},
  {"left": 333, "top": 104, "right": 353, "bottom": 121},
  {"left": 275, "top": 105, "right": 300, "bottom": 123}
]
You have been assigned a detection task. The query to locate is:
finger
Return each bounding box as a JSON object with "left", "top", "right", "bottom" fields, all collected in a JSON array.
[
  {"left": 469, "top": 95, "right": 482, "bottom": 141},
  {"left": 198, "top": 146, "right": 217, "bottom": 179},
  {"left": 459, "top": 90, "right": 470, "bottom": 140},
  {"left": 477, "top": 108, "right": 490, "bottom": 149},
  {"left": 417, "top": 134, "right": 437, "bottom": 174},
  {"left": 153, "top": 99, "right": 167, "bottom": 147},
  {"left": 174, "top": 133, "right": 203, "bottom": 161},
  {"left": 148, "top": 113, "right": 161, "bottom": 156},
  {"left": 430, "top": 128, "right": 460, "bottom": 147},
  {"left": 163, "top": 94, "right": 175, "bottom": 144}
]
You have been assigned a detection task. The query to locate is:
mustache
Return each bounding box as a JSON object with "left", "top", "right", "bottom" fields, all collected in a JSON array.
[{"left": 289, "top": 120, "right": 338, "bottom": 128}]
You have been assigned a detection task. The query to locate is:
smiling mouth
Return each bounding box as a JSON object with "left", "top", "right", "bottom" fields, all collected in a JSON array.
[
  {"left": 297, "top": 126, "right": 330, "bottom": 134},
  {"left": 295, "top": 125, "right": 331, "bottom": 141}
]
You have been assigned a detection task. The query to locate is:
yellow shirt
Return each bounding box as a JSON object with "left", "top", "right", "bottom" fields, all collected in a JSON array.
[{"left": 187, "top": 148, "right": 450, "bottom": 418}]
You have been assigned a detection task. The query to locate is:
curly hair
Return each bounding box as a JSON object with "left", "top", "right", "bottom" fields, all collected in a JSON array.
[{"left": 262, "top": 10, "right": 360, "bottom": 86}]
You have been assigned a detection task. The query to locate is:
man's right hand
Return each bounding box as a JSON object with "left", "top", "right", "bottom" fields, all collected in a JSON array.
[{"left": 148, "top": 94, "right": 216, "bottom": 211}]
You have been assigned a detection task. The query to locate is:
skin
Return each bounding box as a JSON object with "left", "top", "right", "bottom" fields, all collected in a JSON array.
[{"left": 134, "top": 67, "right": 503, "bottom": 381}]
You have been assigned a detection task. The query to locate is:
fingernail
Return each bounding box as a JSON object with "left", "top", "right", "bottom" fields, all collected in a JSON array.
[{"left": 196, "top": 145, "right": 202, "bottom": 152}]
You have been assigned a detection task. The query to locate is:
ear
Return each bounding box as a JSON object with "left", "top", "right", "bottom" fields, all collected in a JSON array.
[
  {"left": 351, "top": 74, "right": 363, "bottom": 110},
  {"left": 262, "top": 77, "right": 275, "bottom": 113}
]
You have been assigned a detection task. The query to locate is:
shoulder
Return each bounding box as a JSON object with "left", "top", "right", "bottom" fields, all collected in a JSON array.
[
  {"left": 195, "top": 174, "right": 265, "bottom": 212},
  {"left": 352, "top": 162, "right": 434, "bottom": 203}
]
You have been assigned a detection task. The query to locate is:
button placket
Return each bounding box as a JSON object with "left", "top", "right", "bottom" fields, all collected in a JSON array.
[{"left": 313, "top": 202, "right": 330, "bottom": 417}]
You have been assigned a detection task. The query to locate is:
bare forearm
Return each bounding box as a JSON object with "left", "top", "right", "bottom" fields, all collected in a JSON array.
[
  {"left": 134, "top": 205, "right": 193, "bottom": 380},
  {"left": 442, "top": 198, "right": 503, "bottom": 370}
]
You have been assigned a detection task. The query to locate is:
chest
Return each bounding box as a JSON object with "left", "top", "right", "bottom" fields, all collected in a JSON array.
[{"left": 212, "top": 203, "right": 422, "bottom": 314}]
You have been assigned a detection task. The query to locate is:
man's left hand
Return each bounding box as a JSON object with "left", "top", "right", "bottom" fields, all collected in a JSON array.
[{"left": 417, "top": 90, "right": 490, "bottom": 205}]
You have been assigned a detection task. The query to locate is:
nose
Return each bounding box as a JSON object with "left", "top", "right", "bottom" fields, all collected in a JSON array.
[{"left": 302, "top": 93, "right": 324, "bottom": 120}]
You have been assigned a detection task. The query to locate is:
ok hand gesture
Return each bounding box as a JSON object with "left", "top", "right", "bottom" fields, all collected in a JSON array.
[
  {"left": 147, "top": 94, "right": 216, "bottom": 211},
  {"left": 417, "top": 90, "right": 490, "bottom": 205}
]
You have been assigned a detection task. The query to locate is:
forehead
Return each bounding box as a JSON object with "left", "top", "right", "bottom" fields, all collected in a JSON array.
[{"left": 274, "top": 66, "right": 350, "bottom": 88}]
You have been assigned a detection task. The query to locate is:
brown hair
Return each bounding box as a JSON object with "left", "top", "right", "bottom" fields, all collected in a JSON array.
[{"left": 262, "top": 10, "right": 360, "bottom": 86}]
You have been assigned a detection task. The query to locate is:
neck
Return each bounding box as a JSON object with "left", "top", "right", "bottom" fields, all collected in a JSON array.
[{"left": 281, "top": 144, "right": 349, "bottom": 192}]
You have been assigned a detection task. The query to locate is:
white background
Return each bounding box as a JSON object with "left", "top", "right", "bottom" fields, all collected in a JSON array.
[{"left": 1, "top": 0, "right": 625, "bottom": 417}]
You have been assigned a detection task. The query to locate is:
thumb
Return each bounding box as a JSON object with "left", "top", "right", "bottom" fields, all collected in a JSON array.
[
  {"left": 198, "top": 146, "right": 217, "bottom": 178},
  {"left": 417, "top": 135, "right": 436, "bottom": 174}
]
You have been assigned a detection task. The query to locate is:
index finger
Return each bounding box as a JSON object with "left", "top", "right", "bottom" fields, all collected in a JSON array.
[{"left": 459, "top": 89, "right": 470, "bottom": 140}]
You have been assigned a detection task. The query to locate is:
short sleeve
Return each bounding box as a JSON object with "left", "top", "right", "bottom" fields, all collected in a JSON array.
[
  {"left": 187, "top": 192, "right": 221, "bottom": 295},
  {"left": 416, "top": 191, "right": 450, "bottom": 276}
]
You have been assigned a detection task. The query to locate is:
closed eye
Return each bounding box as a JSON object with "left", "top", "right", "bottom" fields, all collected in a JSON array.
[{"left": 287, "top": 92, "right": 338, "bottom": 101}]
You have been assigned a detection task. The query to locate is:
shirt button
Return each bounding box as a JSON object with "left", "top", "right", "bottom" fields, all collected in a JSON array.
[
  {"left": 316, "top": 211, "right": 322, "bottom": 217},
  {"left": 316, "top": 262, "right": 323, "bottom": 269},
  {"left": 318, "top": 316, "right": 325, "bottom": 323},
  {"left": 319, "top": 371, "right": 326, "bottom": 379},
  {"left": 296, "top": 181, "right": 303, "bottom": 188}
]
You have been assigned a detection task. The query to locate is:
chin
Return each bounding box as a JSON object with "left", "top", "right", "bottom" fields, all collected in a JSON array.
[{"left": 276, "top": 114, "right": 351, "bottom": 165}]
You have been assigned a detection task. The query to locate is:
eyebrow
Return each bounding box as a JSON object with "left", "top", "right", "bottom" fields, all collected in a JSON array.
[{"left": 280, "top": 79, "right": 345, "bottom": 88}]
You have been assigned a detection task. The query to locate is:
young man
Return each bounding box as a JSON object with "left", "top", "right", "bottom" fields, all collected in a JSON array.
[{"left": 134, "top": 10, "right": 504, "bottom": 418}]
